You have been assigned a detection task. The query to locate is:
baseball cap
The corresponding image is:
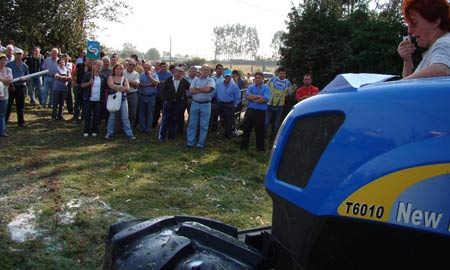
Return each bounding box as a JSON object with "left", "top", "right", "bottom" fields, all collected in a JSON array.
[
  {"left": 175, "top": 66, "right": 185, "bottom": 72},
  {"left": 0, "top": 53, "right": 6, "bottom": 59},
  {"left": 14, "top": 48, "right": 23, "bottom": 54},
  {"left": 224, "top": 69, "right": 232, "bottom": 77}
]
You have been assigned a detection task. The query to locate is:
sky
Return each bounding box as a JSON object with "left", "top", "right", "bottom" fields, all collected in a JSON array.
[{"left": 95, "top": 0, "right": 301, "bottom": 60}]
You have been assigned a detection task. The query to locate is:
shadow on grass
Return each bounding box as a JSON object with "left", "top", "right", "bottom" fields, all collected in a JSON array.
[{"left": 0, "top": 103, "right": 273, "bottom": 270}]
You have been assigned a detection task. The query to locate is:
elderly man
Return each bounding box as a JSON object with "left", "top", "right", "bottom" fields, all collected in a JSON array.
[
  {"left": 6, "top": 49, "right": 29, "bottom": 127},
  {"left": 123, "top": 59, "right": 140, "bottom": 129},
  {"left": 41, "top": 48, "right": 59, "bottom": 108},
  {"left": 137, "top": 62, "right": 159, "bottom": 133},
  {"left": 158, "top": 66, "right": 190, "bottom": 142},
  {"left": 179, "top": 66, "right": 198, "bottom": 131},
  {"left": 186, "top": 64, "right": 216, "bottom": 149},
  {"left": 5, "top": 45, "right": 14, "bottom": 63}
]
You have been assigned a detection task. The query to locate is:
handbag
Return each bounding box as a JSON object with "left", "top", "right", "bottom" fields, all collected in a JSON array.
[
  {"left": 106, "top": 77, "right": 124, "bottom": 112},
  {"left": 107, "top": 93, "right": 122, "bottom": 112}
]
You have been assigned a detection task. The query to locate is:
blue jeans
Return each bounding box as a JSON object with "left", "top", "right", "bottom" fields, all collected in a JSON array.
[
  {"left": 41, "top": 76, "right": 55, "bottom": 107},
  {"left": 29, "top": 76, "right": 42, "bottom": 104},
  {"left": 265, "top": 105, "right": 284, "bottom": 140},
  {"left": 187, "top": 102, "right": 211, "bottom": 148},
  {"left": 138, "top": 95, "right": 155, "bottom": 133},
  {"left": 106, "top": 99, "right": 134, "bottom": 137},
  {"left": 0, "top": 99, "right": 7, "bottom": 135}
]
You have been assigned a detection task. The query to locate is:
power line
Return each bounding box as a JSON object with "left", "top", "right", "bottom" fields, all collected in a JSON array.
[{"left": 233, "top": 0, "right": 285, "bottom": 16}]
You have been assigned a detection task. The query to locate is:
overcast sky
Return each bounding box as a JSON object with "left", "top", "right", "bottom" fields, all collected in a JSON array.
[{"left": 95, "top": 0, "right": 301, "bottom": 60}]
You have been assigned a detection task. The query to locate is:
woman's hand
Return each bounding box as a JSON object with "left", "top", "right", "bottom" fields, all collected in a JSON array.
[{"left": 398, "top": 40, "right": 416, "bottom": 62}]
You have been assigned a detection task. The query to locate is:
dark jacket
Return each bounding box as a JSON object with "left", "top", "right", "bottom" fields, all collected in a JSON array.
[
  {"left": 81, "top": 71, "right": 106, "bottom": 102},
  {"left": 160, "top": 76, "right": 190, "bottom": 103},
  {"left": 25, "top": 55, "right": 45, "bottom": 74}
]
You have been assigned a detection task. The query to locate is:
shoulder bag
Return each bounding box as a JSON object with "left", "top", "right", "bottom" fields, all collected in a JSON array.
[{"left": 106, "top": 77, "right": 124, "bottom": 112}]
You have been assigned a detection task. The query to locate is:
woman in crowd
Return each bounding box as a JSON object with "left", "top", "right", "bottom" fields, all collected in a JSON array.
[
  {"left": 0, "top": 53, "right": 13, "bottom": 137},
  {"left": 80, "top": 60, "right": 105, "bottom": 137},
  {"left": 52, "top": 57, "right": 71, "bottom": 120},
  {"left": 105, "top": 64, "right": 136, "bottom": 140},
  {"left": 397, "top": 0, "right": 450, "bottom": 79},
  {"left": 73, "top": 57, "right": 91, "bottom": 121}
]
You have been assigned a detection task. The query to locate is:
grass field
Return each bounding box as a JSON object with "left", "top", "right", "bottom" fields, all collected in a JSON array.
[{"left": 0, "top": 102, "right": 273, "bottom": 269}]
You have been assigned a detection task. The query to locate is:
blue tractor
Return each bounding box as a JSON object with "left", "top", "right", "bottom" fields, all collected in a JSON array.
[{"left": 103, "top": 75, "right": 450, "bottom": 270}]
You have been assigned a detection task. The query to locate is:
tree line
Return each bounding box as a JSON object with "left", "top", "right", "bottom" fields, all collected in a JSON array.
[
  {"left": 2, "top": 0, "right": 417, "bottom": 89},
  {"left": 0, "top": 0, "right": 129, "bottom": 56}
]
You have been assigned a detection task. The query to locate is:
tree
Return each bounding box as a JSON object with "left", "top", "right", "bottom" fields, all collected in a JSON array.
[
  {"left": 144, "top": 48, "right": 161, "bottom": 61},
  {"left": 120, "top": 42, "right": 139, "bottom": 59},
  {"left": 279, "top": 0, "right": 406, "bottom": 88},
  {"left": 212, "top": 24, "right": 259, "bottom": 60},
  {"left": 270, "top": 31, "right": 284, "bottom": 60},
  {"left": 280, "top": 0, "right": 350, "bottom": 87},
  {"left": 185, "top": 57, "right": 206, "bottom": 68},
  {"left": 0, "top": 0, "right": 129, "bottom": 57}
]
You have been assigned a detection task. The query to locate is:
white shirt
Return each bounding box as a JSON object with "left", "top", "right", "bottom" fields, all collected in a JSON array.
[
  {"left": 416, "top": 32, "right": 450, "bottom": 72},
  {"left": 172, "top": 76, "right": 180, "bottom": 92},
  {"left": 90, "top": 76, "right": 101, "bottom": 101}
]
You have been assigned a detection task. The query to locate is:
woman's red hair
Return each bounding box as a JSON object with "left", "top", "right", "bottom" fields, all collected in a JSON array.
[{"left": 402, "top": 0, "right": 450, "bottom": 31}]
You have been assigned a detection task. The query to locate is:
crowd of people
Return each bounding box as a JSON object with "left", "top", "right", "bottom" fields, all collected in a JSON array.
[
  {"left": 1, "top": 0, "right": 449, "bottom": 148},
  {"left": 0, "top": 46, "right": 306, "bottom": 151}
]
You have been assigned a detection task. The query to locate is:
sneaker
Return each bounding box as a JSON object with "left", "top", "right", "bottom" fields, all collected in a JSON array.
[
  {"left": 233, "top": 129, "right": 244, "bottom": 137},
  {"left": 128, "top": 136, "right": 136, "bottom": 140},
  {"left": 83, "top": 133, "right": 89, "bottom": 137},
  {"left": 105, "top": 134, "right": 112, "bottom": 139},
  {"left": 92, "top": 133, "right": 97, "bottom": 137}
]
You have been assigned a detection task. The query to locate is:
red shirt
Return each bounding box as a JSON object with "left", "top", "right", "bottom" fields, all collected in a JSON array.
[{"left": 295, "top": 85, "right": 319, "bottom": 102}]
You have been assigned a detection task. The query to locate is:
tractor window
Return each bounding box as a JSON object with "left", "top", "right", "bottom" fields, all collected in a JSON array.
[{"left": 276, "top": 112, "right": 345, "bottom": 188}]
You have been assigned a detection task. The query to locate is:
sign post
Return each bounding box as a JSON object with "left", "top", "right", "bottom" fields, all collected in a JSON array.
[{"left": 86, "top": 40, "right": 101, "bottom": 60}]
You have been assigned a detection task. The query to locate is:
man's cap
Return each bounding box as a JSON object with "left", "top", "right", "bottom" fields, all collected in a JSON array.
[
  {"left": 224, "top": 69, "right": 232, "bottom": 77},
  {"left": 14, "top": 48, "right": 23, "bottom": 54},
  {"left": 60, "top": 53, "right": 68, "bottom": 57},
  {"left": 0, "top": 53, "right": 6, "bottom": 59},
  {"left": 175, "top": 66, "right": 185, "bottom": 72}
]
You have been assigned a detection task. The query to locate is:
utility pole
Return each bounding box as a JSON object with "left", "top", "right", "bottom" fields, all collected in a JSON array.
[{"left": 169, "top": 36, "right": 172, "bottom": 66}]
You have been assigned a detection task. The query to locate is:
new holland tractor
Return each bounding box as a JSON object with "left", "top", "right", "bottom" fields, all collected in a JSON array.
[{"left": 103, "top": 74, "right": 450, "bottom": 270}]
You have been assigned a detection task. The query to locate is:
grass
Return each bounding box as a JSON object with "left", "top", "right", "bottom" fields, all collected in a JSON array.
[{"left": 0, "top": 101, "right": 273, "bottom": 270}]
